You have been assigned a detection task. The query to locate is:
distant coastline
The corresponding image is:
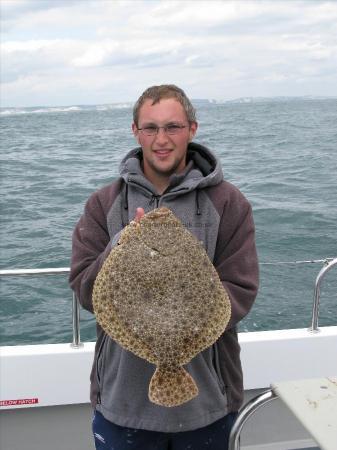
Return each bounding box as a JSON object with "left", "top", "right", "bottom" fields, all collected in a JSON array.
[
  {"left": 1, "top": 96, "right": 336, "bottom": 116},
  {"left": 194, "top": 96, "right": 337, "bottom": 104}
]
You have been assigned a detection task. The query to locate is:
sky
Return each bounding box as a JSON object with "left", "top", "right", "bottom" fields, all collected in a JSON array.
[{"left": 1, "top": 0, "right": 337, "bottom": 107}]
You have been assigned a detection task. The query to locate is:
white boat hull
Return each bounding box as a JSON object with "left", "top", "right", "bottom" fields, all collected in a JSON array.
[{"left": 2, "top": 326, "right": 336, "bottom": 449}]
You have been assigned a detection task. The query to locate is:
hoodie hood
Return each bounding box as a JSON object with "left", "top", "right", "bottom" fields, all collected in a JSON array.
[{"left": 119, "top": 142, "right": 224, "bottom": 194}]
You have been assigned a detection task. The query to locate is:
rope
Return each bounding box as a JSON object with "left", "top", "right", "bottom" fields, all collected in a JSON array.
[
  {"left": 0, "top": 259, "right": 336, "bottom": 276},
  {"left": 260, "top": 258, "right": 335, "bottom": 266}
]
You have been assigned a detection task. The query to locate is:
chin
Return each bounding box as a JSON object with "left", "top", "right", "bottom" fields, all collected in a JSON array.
[{"left": 156, "top": 164, "right": 180, "bottom": 176}]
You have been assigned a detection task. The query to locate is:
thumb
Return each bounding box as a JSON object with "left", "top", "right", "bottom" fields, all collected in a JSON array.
[{"left": 135, "top": 207, "right": 145, "bottom": 222}]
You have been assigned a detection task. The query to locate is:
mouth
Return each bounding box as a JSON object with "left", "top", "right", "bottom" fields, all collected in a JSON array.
[{"left": 153, "top": 149, "right": 172, "bottom": 157}]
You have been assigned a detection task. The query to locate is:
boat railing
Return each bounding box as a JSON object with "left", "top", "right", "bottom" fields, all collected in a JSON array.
[
  {"left": 0, "top": 267, "right": 81, "bottom": 349},
  {"left": 308, "top": 257, "right": 337, "bottom": 333},
  {"left": 228, "top": 256, "right": 337, "bottom": 449},
  {"left": 0, "top": 257, "right": 336, "bottom": 349}
]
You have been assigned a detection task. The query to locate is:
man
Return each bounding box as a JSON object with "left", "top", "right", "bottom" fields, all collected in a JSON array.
[{"left": 69, "top": 84, "right": 258, "bottom": 449}]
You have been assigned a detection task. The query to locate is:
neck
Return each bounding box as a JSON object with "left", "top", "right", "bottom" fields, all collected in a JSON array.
[
  {"left": 144, "top": 171, "right": 170, "bottom": 195},
  {"left": 141, "top": 161, "right": 181, "bottom": 195}
]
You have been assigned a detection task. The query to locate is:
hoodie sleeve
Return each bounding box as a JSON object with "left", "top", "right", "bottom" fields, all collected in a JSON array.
[
  {"left": 212, "top": 184, "right": 259, "bottom": 329},
  {"left": 69, "top": 183, "right": 122, "bottom": 313}
]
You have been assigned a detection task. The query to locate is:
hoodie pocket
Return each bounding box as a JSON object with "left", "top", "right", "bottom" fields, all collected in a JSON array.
[
  {"left": 212, "top": 342, "right": 227, "bottom": 395},
  {"left": 96, "top": 333, "right": 108, "bottom": 392},
  {"left": 96, "top": 335, "right": 125, "bottom": 408}
]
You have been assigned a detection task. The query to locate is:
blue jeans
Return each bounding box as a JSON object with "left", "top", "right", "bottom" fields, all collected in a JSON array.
[{"left": 92, "top": 410, "right": 237, "bottom": 450}]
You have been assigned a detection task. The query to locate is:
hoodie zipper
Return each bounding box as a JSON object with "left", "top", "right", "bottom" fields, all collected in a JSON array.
[
  {"left": 127, "top": 178, "right": 191, "bottom": 208},
  {"left": 149, "top": 195, "right": 161, "bottom": 207},
  {"left": 127, "top": 178, "right": 154, "bottom": 198},
  {"left": 127, "top": 178, "right": 162, "bottom": 209}
]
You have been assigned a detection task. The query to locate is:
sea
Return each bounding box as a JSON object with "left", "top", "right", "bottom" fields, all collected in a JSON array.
[{"left": 1, "top": 98, "right": 336, "bottom": 346}]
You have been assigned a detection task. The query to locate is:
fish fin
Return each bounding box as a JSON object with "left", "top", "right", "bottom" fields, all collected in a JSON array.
[{"left": 149, "top": 366, "right": 198, "bottom": 407}]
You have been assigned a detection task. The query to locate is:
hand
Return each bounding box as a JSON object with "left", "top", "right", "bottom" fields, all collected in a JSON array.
[{"left": 134, "top": 207, "right": 145, "bottom": 223}]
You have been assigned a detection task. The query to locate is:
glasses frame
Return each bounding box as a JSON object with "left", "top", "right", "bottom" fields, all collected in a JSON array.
[{"left": 137, "top": 123, "right": 188, "bottom": 136}]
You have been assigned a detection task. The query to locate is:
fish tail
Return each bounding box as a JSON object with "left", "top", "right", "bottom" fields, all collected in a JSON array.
[{"left": 149, "top": 366, "right": 198, "bottom": 407}]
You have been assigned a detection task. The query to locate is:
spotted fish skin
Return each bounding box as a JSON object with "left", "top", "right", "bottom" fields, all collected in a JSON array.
[
  {"left": 149, "top": 366, "right": 198, "bottom": 407},
  {"left": 93, "top": 207, "right": 231, "bottom": 407}
]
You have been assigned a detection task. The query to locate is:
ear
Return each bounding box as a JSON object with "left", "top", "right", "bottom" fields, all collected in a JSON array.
[
  {"left": 188, "top": 121, "right": 198, "bottom": 142},
  {"left": 132, "top": 122, "right": 141, "bottom": 144}
]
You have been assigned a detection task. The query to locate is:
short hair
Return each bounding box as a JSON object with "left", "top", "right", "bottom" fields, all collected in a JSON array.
[{"left": 133, "top": 84, "right": 197, "bottom": 126}]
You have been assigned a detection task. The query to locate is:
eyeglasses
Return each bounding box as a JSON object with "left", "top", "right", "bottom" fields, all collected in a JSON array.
[{"left": 137, "top": 123, "right": 188, "bottom": 136}]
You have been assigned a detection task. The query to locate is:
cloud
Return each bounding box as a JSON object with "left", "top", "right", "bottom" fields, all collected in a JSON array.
[
  {"left": 1, "top": 0, "right": 337, "bottom": 106},
  {"left": 2, "top": 39, "right": 86, "bottom": 83},
  {"left": 1, "top": 0, "right": 82, "bottom": 19},
  {"left": 1, "top": 0, "right": 82, "bottom": 35}
]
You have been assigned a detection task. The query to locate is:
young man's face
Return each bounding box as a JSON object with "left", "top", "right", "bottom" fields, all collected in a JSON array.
[{"left": 132, "top": 98, "right": 197, "bottom": 186}]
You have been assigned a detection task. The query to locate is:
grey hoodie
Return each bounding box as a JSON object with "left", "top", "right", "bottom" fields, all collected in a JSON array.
[{"left": 69, "top": 142, "right": 259, "bottom": 432}]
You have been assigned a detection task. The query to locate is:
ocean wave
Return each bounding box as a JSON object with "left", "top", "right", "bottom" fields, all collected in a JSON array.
[
  {"left": 1, "top": 99, "right": 336, "bottom": 344},
  {"left": 96, "top": 103, "right": 132, "bottom": 111},
  {"left": 1, "top": 103, "right": 133, "bottom": 116},
  {"left": 1, "top": 109, "right": 28, "bottom": 116},
  {"left": 0, "top": 106, "right": 82, "bottom": 116}
]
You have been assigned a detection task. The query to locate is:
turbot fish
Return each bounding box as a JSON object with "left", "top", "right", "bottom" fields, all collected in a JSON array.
[{"left": 93, "top": 207, "right": 231, "bottom": 407}]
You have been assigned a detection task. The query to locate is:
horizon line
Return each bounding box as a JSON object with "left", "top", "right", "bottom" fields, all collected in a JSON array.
[{"left": 1, "top": 95, "right": 337, "bottom": 110}]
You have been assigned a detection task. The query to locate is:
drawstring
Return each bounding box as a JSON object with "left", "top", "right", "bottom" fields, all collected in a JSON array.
[
  {"left": 196, "top": 189, "right": 201, "bottom": 215},
  {"left": 121, "top": 181, "right": 129, "bottom": 227},
  {"left": 149, "top": 194, "right": 161, "bottom": 208},
  {"left": 123, "top": 179, "right": 201, "bottom": 216},
  {"left": 149, "top": 191, "right": 200, "bottom": 214},
  {"left": 124, "top": 183, "right": 129, "bottom": 210}
]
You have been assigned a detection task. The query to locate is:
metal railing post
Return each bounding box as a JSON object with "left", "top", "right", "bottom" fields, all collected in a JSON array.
[
  {"left": 228, "top": 389, "right": 276, "bottom": 450},
  {"left": 0, "top": 267, "right": 84, "bottom": 349},
  {"left": 309, "top": 257, "right": 337, "bottom": 333},
  {"left": 71, "top": 292, "right": 83, "bottom": 348}
]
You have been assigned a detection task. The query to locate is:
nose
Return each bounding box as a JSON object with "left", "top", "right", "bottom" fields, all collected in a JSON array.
[{"left": 154, "top": 127, "right": 170, "bottom": 145}]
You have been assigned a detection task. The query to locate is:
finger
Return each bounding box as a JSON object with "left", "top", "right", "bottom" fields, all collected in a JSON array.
[{"left": 135, "top": 207, "right": 145, "bottom": 222}]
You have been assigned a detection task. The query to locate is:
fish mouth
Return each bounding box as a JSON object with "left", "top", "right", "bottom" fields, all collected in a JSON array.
[{"left": 142, "top": 207, "right": 171, "bottom": 221}]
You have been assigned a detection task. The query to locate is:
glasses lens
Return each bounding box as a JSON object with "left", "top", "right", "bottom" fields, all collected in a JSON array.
[
  {"left": 143, "top": 126, "right": 157, "bottom": 136},
  {"left": 166, "top": 125, "right": 182, "bottom": 135},
  {"left": 140, "top": 124, "right": 185, "bottom": 136}
]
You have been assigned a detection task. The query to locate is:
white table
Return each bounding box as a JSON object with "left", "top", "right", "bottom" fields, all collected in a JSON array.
[
  {"left": 229, "top": 377, "right": 337, "bottom": 450},
  {"left": 272, "top": 377, "right": 337, "bottom": 450}
]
